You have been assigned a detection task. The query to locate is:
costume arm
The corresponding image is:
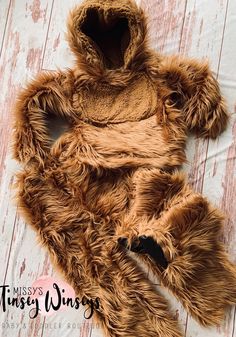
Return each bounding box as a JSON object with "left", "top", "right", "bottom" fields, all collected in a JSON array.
[
  {"left": 13, "top": 70, "right": 75, "bottom": 164},
  {"left": 158, "top": 56, "right": 229, "bottom": 138}
]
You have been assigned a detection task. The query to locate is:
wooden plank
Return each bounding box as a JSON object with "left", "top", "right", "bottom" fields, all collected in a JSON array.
[
  {"left": 0, "top": 0, "right": 11, "bottom": 57},
  {"left": 0, "top": 0, "right": 53, "bottom": 336},
  {"left": 91, "top": 322, "right": 104, "bottom": 337},
  {"left": 0, "top": 158, "right": 19, "bottom": 277},
  {"left": 180, "top": 0, "right": 227, "bottom": 62},
  {"left": 1, "top": 217, "right": 52, "bottom": 337},
  {"left": 140, "top": 0, "right": 187, "bottom": 54},
  {"left": 180, "top": 1, "right": 231, "bottom": 336},
  {"left": 185, "top": 0, "right": 236, "bottom": 336},
  {"left": 0, "top": 0, "right": 53, "bottom": 182},
  {"left": 0, "top": 0, "right": 53, "bottom": 281},
  {"left": 202, "top": 0, "right": 236, "bottom": 258},
  {"left": 42, "top": 0, "right": 82, "bottom": 70},
  {"left": 180, "top": 0, "right": 229, "bottom": 191}
]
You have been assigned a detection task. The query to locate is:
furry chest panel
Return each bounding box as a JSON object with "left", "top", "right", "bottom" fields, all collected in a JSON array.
[
  {"left": 52, "top": 114, "right": 187, "bottom": 173},
  {"left": 76, "top": 75, "right": 159, "bottom": 124}
]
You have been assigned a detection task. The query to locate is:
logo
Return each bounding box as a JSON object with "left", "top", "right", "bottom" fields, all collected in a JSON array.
[{"left": 0, "top": 276, "right": 100, "bottom": 319}]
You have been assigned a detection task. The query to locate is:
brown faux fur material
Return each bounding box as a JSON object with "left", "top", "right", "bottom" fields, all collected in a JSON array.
[{"left": 12, "top": 0, "right": 235, "bottom": 336}]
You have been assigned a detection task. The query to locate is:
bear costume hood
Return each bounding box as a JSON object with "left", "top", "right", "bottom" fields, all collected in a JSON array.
[
  {"left": 67, "top": 0, "right": 150, "bottom": 78},
  {"left": 13, "top": 1, "right": 236, "bottom": 337}
]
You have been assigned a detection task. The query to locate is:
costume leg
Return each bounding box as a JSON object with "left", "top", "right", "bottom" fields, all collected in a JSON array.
[
  {"left": 117, "top": 168, "right": 236, "bottom": 326},
  {"left": 15, "top": 165, "right": 183, "bottom": 337}
]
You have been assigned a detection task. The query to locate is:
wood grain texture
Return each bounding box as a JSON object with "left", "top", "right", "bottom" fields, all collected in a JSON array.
[
  {"left": 0, "top": 0, "right": 11, "bottom": 57},
  {"left": 194, "top": 2, "right": 236, "bottom": 336},
  {"left": 181, "top": 0, "right": 229, "bottom": 192},
  {"left": 0, "top": 0, "right": 235, "bottom": 336},
  {"left": 0, "top": 0, "right": 54, "bottom": 336},
  {"left": 42, "top": 0, "right": 81, "bottom": 70},
  {"left": 0, "top": 0, "right": 53, "bottom": 281},
  {"left": 140, "top": 0, "right": 187, "bottom": 54}
]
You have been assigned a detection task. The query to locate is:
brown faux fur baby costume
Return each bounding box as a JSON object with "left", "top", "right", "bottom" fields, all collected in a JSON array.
[{"left": 13, "top": 0, "right": 236, "bottom": 336}]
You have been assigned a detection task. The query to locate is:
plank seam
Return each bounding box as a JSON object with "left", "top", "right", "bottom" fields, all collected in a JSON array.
[
  {"left": 178, "top": 0, "right": 188, "bottom": 53},
  {"left": 177, "top": 1, "right": 190, "bottom": 335},
  {"left": 185, "top": 1, "right": 232, "bottom": 336},
  {"left": 0, "top": 0, "right": 12, "bottom": 60},
  {"left": 0, "top": 210, "right": 17, "bottom": 292},
  {"left": 216, "top": 0, "right": 230, "bottom": 78},
  {"left": 232, "top": 306, "right": 236, "bottom": 337},
  {"left": 200, "top": 0, "right": 230, "bottom": 208},
  {"left": 40, "top": 0, "right": 55, "bottom": 70},
  {"left": 184, "top": 313, "right": 189, "bottom": 337},
  {"left": 40, "top": 317, "right": 46, "bottom": 337},
  {"left": 192, "top": 0, "right": 230, "bottom": 199}
]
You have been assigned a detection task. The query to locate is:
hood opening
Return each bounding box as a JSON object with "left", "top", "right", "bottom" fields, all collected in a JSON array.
[{"left": 81, "top": 8, "right": 131, "bottom": 69}]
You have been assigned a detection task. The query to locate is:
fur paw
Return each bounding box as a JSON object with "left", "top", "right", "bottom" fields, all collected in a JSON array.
[
  {"left": 118, "top": 236, "right": 169, "bottom": 269},
  {"left": 185, "top": 85, "right": 229, "bottom": 139}
]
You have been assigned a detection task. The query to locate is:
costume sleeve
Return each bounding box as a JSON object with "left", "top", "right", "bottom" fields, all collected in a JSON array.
[
  {"left": 158, "top": 55, "right": 229, "bottom": 138},
  {"left": 116, "top": 168, "right": 236, "bottom": 326},
  {"left": 13, "top": 70, "right": 75, "bottom": 164}
]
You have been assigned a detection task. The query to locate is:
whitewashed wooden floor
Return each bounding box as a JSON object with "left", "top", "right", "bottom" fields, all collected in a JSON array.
[{"left": 0, "top": 0, "right": 235, "bottom": 336}]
